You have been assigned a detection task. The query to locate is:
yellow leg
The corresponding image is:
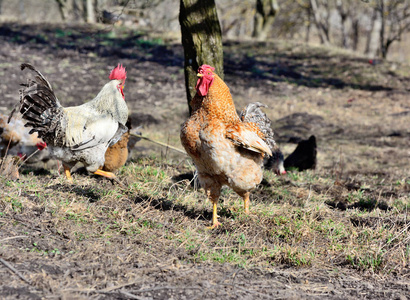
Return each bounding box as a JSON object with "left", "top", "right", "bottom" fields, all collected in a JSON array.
[
  {"left": 206, "top": 202, "right": 221, "bottom": 229},
  {"left": 212, "top": 202, "right": 219, "bottom": 226},
  {"left": 94, "top": 169, "right": 125, "bottom": 188},
  {"left": 63, "top": 164, "right": 73, "bottom": 183},
  {"left": 244, "top": 192, "right": 250, "bottom": 214},
  {"left": 94, "top": 169, "right": 116, "bottom": 179},
  {"left": 204, "top": 185, "right": 222, "bottom": 229}
]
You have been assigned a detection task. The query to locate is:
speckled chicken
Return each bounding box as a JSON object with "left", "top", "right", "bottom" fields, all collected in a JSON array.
[
  {"left": 10, "top": 63, "right": 128, "bottom": 183},
  {"left": 239, "top": 102, "right": 286, "bottom": 175},
  {"left": 180, "top": 65, "right": 274, "bottom": 228}
]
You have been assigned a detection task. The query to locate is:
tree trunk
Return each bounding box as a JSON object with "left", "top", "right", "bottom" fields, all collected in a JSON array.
[
  {"left": 252, "top": 0, "right": 279, "bottom": 41},
  {"left": 309, "top": 0, "right": 330, "bottom": 45},
  {"left": 85, "top": 0, "right": 96, "bottom": 23},
  {"left": 351, "top": 18, "right": 359, "bottom": 51},
  {"left": 305, "top": 8, "right": 312, "bottom": 43},
  {"left": 55, "top": 0, "right": 84, "bottom": 22},
  {"left": 365, "top": 6, "right": 381, "bottom": 58},
  {"left": 336, "top": 0, "right": 349, "bottom": 49},
  {"left": 19, "top": 0, "right": 26, "bottom": 20},
  {"left": 179, "top": 0, "right": 224, "bottom": 113},
  {"left": 340, "top": 17, "right": 349, "bottom": 48},
  {"left": 379, "top": 0, "right": 387, "bottom": 58}
]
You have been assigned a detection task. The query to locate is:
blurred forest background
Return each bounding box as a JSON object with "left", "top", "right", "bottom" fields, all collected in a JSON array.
[{"left": 1, "top": 0, "right": 410, "bottom": 62}]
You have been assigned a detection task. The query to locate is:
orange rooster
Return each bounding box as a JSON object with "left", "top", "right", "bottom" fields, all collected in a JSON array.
[{"left": 180, "top": 65, "right": 274, "bottom": 228}]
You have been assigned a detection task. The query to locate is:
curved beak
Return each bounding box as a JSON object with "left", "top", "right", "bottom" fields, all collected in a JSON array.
[{"left": 197, "top": 73, "right": 203, "bottom": 77}]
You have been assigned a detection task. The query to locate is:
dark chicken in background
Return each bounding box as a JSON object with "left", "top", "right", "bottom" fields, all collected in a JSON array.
[{"left": 284, "top": 135, "right": 317, "bottom": 171}]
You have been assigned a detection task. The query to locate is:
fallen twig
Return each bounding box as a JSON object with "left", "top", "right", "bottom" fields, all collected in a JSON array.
[
  {"left": 17, "top": 148, "right": 40, "bottom": 170},
  {"left": 111, "top": 175, "right": 127, "bottom": 189},
  {"left": 119, "top": 289, "right": 145, "bottom": 300},
  {"left": 222, "top": 283, "right": 273, "bottom": 299},
  {"left": 0, "top": 258, "right": 31, "bottom": 285},
  {"left": 130, "top": 285, "right": 201, "bottom": 294},
  {"left": 130, "top": 133, "right": 186, "bottom": 155},
  {"left": 0, "top": 235, "right": 29, "bottom": 242}
]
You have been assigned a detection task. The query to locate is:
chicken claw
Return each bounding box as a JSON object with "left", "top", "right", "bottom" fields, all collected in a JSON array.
[
  {"left": 94, "top": 169, "right": 126, "bottom": 188},
  {"left": 63, "top": 164, "right": 74, "bottom": 183},
  {"left": 243, "top": 192, "right": 250, "bottom": 214},
  {"left": 206, "top": 222, "right": 222, "bottom": 230},
  {"left": 205, "top": 202, "right": 222, "bottom": 229}
]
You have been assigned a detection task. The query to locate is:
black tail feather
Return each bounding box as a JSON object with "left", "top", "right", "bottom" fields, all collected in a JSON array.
[
  {"left": 21, "top": 63, "right": 54, "bottom": 91},
  {"left": 9, "top": 63, "right": 63, "bottom": 143}
]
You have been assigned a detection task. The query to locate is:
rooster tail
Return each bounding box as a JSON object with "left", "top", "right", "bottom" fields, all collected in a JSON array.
[
  {"left": 10, "top": 63, "right": 63, "bottom": 141},
  {"left": 20, "top": 63, "right": 54, "bottom": 91},
  {"left": 240, "top": 102, "right": 276, "bottom": 151}
]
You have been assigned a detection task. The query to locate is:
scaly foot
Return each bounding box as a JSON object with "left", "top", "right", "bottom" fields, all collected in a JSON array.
[
  {"left": 206, "top": 221, "right": 222, "bottom": 230},
  {"left": 94, "top": 169, "right": 126, "bottom": 188},
  {"left": 63, "top": 164, "right": 74, "bottom": 184}
]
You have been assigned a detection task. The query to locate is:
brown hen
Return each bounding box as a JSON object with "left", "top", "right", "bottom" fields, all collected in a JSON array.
[
  {"left": 102, "top": 118, "right": 132, "bottom": 173},
  {"left": 180, "top": 65, "right": 274, "bottom": 228}
]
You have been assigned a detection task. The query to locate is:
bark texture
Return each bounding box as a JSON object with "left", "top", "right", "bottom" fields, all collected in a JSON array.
[
  {"left": 179, "top": 0, "right": 224, "bottom": 113},
  {"left": 252, "top": 0, "right": 279, "bottom": 41}
]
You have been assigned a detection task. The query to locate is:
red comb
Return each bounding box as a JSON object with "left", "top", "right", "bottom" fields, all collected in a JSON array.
[
  {"left": 198, "top": 64, "right": 215, "bottom": 73},
  {"left": 36, "top": 141, "right": 47, "bottom": 151},
  {"left": 109, "top": 64, "right": 127, "bottom": 81}
]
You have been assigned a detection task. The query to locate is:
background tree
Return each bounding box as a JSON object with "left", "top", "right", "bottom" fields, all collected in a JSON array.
[
  {"left": 308, "top": 0, "right": 331, "bottom": 45},
  {"left": 179, "top": 0, "right": 224, "bottom": 113},
  {"left": 85, "top": 0, "right": 96, "bottom": 23},
  {"left": 252, "top": 0, "right": 279, "bottom": 41},
  {"left": 55, "top": 0, "right": 83, "bottom": 22},
  {"left": 55, "top": 0, "right": 98, "bottom": 23},
  {"left": 375, "top": 0, "right": 410, "bottom": 58},
  {"left": 365, "top": 3, "right": 382, "bottom": 57}
]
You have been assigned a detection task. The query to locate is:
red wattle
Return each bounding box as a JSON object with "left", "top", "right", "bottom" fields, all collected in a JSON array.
[
  {"left": 36, "top": 141, "right": 47, "bottom": 151},
  {"left": 118, "top": 85, "right": 125, "bottom": 99},
  {"left": 196, "top": 76, "right": 214, "bottom": 96}
]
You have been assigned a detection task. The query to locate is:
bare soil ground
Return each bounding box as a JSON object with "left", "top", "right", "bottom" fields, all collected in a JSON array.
[{"left": 0, "top": 23, "right": 409, "bottom": 299}]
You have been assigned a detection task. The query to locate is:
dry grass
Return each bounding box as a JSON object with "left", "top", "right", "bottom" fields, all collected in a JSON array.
[{"left": 1, "top": 156, "right": 408, "bottom": 277}]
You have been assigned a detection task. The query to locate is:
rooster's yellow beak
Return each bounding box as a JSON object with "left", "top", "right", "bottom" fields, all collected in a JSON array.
[{"left": 197, "top": 73, "right": 203, "bottom": 77}]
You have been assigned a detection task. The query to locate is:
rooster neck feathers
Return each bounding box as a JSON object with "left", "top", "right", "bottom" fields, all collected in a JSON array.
[
  {"left": 192, "top": 65, "right": 239, "bottom": 123},
  {"left": 82, "top": 80, "right": 128, "bottom": 125}
]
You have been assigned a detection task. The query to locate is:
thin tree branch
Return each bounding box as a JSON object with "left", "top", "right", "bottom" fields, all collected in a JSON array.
[
  {"left": 130, "top": 133, "right": 186, "bottom": 155},
  {"left": 0, "top": 258, "right": 32, "bottom": 285}
]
